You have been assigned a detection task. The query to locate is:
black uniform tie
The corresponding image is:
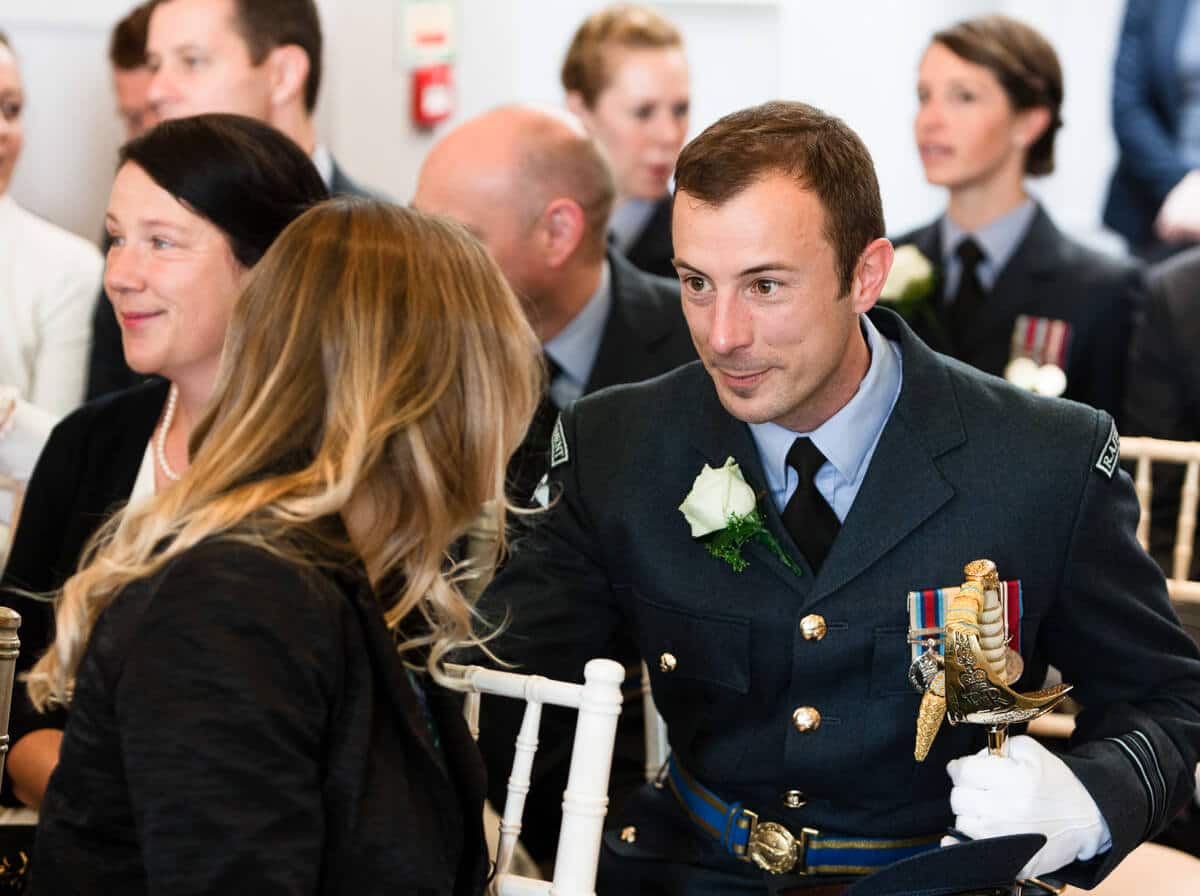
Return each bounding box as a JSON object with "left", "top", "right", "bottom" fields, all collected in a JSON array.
[
  {"left": 947, "top": 238, "right": 987, "bottom": 352},
  {"left": 782, "top": 437, "right": 841, "bottom": 572}
]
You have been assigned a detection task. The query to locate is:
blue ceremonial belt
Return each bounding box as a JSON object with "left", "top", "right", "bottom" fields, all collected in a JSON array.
[{"left": 665, "top": 756, "right": 941, "bottom": 875}]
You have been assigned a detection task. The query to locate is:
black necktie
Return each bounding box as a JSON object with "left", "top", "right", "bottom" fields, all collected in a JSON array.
[
  {"left": 947, "top": 238, "right": 987, "bottom": 352},
  {"left": 782, "top": 438, "right": 841, "bottom": 573}
]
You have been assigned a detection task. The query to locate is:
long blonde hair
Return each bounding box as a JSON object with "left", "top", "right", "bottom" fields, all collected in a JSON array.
[{"left": 29, "top": 199, "right": 542, "bottom": 708}]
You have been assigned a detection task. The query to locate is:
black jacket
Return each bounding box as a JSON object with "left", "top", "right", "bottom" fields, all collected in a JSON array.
[
  {"left": 623, "top": 194, "right": 675, "bottom": 280},
  {"left": 2, "top": 380, "right": 168, "bottom": 799},
  {"left": 893, "top": 205, "right": 1143, "bottom": 424},
  {"left": 33, "top": 536, "right": 488, "bottom": 895}
]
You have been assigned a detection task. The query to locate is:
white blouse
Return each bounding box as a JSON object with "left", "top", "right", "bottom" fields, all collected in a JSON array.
[
  {"left": 0, "top": 385, "right": 56, "bottom": 566},
  {"left": 0, "top": 195, "right": 104, "bottom": 417}
]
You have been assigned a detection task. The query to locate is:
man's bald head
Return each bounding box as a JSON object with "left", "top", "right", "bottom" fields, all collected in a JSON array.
[{"left": 415, "top": 105, "right": 615, "bottom": 274}]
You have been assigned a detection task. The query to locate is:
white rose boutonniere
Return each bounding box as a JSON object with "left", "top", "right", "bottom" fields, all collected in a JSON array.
[
  {"left": 879, "top": 246, "right": 943, "bottom": 335},
  {"left": 679, "top": 457, "right": 802, "bottom": 576}
]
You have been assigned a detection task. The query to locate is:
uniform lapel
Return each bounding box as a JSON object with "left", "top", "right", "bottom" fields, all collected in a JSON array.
[{"left": 813, "top": 308, "right": 965, "bottom": 601}]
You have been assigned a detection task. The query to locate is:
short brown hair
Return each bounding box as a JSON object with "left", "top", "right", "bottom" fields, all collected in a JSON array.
[
  {"left": 561, "top": 4, "right": 682, "bottom": 107},
  {"left": 110, "top": 2, "right": 156, "bottom": 71},
  {"left": 674, "top": 101, "right": 884, "bottom": 296},
  {"left": 199, "top": 0, "right": 321, "bottom": 114},
  {"left": 932, "top": 15, "right": 1062, "bottom": 176}
]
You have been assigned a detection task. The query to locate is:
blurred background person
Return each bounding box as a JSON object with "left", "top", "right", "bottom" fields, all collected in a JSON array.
[
  {"left": 1, "top": 114, "right": 328, "bottom": 816},
  {"left": 1124, "top": 245, "right": 1200, "bottom": 584},
  {"left": 0, "top": 32, "right": 103, "bottom": 418},
  {"left": 894, "top": 14, "right": 1142, "bottom": 424},
  {"left": 147, "top": 0, "right": 377, "bottom": 197},
  {"left": 88, "top": 0, "right": 163, "bottom": 403},
  {"left": 414, "top": 103, "right": 694, "bottom": 865},
  {"left": 415, "top": 104, "right": 694, "bottom": 511},
  {"left": 1104, "top": 0, "right": 1200, "bottom": 261},
  {"left": 111, "top": 1, "right": 159, "bottom": 142},
  {"left": 563, "top": 3, "right": 689, "bottom": 280},
  {"left": 27, "top": 199, "right": 541, "bottom": 894}
]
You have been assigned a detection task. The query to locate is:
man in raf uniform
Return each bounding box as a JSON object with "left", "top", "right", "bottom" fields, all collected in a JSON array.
[{"left": 478, "top": 101, "right": 1200, "bottom": 894}]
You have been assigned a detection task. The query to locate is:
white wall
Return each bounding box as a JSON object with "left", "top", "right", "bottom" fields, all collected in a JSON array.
[{"left": 1, "top": 0, "right": 1129, "bottom": 251}]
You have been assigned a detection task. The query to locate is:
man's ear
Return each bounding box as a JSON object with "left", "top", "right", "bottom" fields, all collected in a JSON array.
[
  {"left": 850, "top": 238, "right": 894, "bottom": 314},
  {"left": 539, "top": 197, "right": 587, "bottom": 268},
  {"left": 266, "top": 44, "right": 310, "bottom": 109}
]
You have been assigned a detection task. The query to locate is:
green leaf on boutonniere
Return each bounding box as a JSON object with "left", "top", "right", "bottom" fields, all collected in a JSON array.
[{"left": 704, "top": 509, "right": 804, "bottom": 577}]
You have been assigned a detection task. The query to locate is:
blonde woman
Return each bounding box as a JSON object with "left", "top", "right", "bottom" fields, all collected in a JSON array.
[{"left": 28, "top": 199, "right": 542, "bottom": 894}]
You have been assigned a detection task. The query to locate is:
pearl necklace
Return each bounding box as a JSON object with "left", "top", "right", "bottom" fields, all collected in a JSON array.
[{"left": 155, "top": 384, "right": 182, "bottom": 482}]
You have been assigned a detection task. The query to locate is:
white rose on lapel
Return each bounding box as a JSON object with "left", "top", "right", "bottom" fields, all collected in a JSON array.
[
  {"left": 881, "top": 245, "right": 935, "bottom": 301},
  {"left": 679, "top": 457, "right": 757, "bottom": 537}
]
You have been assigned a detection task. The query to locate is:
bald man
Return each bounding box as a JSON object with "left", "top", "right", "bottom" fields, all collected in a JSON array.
[
  {"left": 415, "top": 104, "right": 694, "bottom": 509},
  {"left": 415, "top": 106, "right": 694, "bottom": 861}
]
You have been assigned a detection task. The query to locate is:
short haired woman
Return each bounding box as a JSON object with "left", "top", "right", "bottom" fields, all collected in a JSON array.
[
  {"left": 892, "top": 14, "right": 1142, "bottom": 422},
  {"left": 563, "top": 4, "right": 689, "bottom": 279}
]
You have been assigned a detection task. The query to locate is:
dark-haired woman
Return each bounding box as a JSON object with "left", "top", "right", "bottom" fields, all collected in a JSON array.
[
  {"left": 892, "top": 15, "right": 1142, "bottom": 422},
  {"left": 0, "top": 113, "right": 328, "bottom": 810}
]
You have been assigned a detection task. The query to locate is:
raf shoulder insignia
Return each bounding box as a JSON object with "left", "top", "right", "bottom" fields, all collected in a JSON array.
[
  {"left": 549, "top": 415, "right": 569, "bottom": 468},
  {"left": 1095, "top": 421, "right": 1120, "bottom": 479}
]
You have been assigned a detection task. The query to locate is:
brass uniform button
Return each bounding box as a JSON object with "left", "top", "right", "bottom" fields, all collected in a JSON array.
[
  {"left": 799, "top": 614, "right": 827, "bottom": 641},
  {"left": 620, "top": 826, "right": 638, "bottom": 843},
  {"left": 792, "top": 706, "right": 821, "bottom": 732},
  {"left": 659, "top": 652, "right": 677, "bottom": 673},
  {"left": 783, "top": 790, "right": 807, "bottom": 809}
]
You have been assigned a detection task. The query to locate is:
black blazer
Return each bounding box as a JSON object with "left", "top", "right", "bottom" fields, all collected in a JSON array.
[
  {"left": 893, "top": 205, "right": 1143, "bottom": 423},
  {"left": 622, "top": 195, "right": 675, "bottom": 280},
  {"left": 481, "top": 307, "right": 1200, "bottom": 891},
  {"left": 1, "top": 379, "right": 167, "bottom": 800},
  {"left": 33, "top": 535, "right": 488, "bottom": 895},
  {"left": 1124, "top": 245, "right": 1200, "bottom": 573}
]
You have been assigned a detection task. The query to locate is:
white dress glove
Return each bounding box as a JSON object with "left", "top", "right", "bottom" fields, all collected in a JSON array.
[{"left": 941, "top": 734, "right": 1112, "bottom": 880}]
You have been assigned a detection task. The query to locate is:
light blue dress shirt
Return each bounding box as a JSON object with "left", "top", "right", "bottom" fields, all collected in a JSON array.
[
  {"left": 939, "top": 199, "right": 1037, "bottom": 298},
  {"left": 543, "top": 262, "right": 612, "bottom": 409},
  {"left": 748, "top": 314, "right": 903, "bottom": 522}
]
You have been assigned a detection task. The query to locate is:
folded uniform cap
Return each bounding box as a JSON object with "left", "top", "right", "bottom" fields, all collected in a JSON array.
[{"left": 843, "top": 833, "right": 1046, "bottom": 896}]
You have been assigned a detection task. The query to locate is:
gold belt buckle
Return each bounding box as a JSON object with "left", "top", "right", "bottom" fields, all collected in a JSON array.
[{"left": 744, "top": 810, "right": 818, "bottom": 875}]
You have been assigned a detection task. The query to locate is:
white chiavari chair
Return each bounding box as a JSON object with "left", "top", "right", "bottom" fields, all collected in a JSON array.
[
  {"left": 444, "top": 658, "right": 623, "bottom": 896},
  {"left": 1122, "top": 436, "right": 1200, "bottom": 609}
]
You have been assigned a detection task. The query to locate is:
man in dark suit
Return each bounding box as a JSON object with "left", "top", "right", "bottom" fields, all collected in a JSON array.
[
  {"left": 1125, "top": 246, "right": 1200, "bottom": 581},
  {"left": 87, "top": 0, "right": 382, "bottom": 400},
  {"left": 415, "top": 104, "right": 694, "bottom": 864},
  {"left": 414, "top": 104, "right": 695, "bottom": 510},
  {"left": 892, "top": 209, "right": 1141, "bottom": 424},
  {"left": 480, "top": 101, "right": 1200, "bottom": 894}
]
